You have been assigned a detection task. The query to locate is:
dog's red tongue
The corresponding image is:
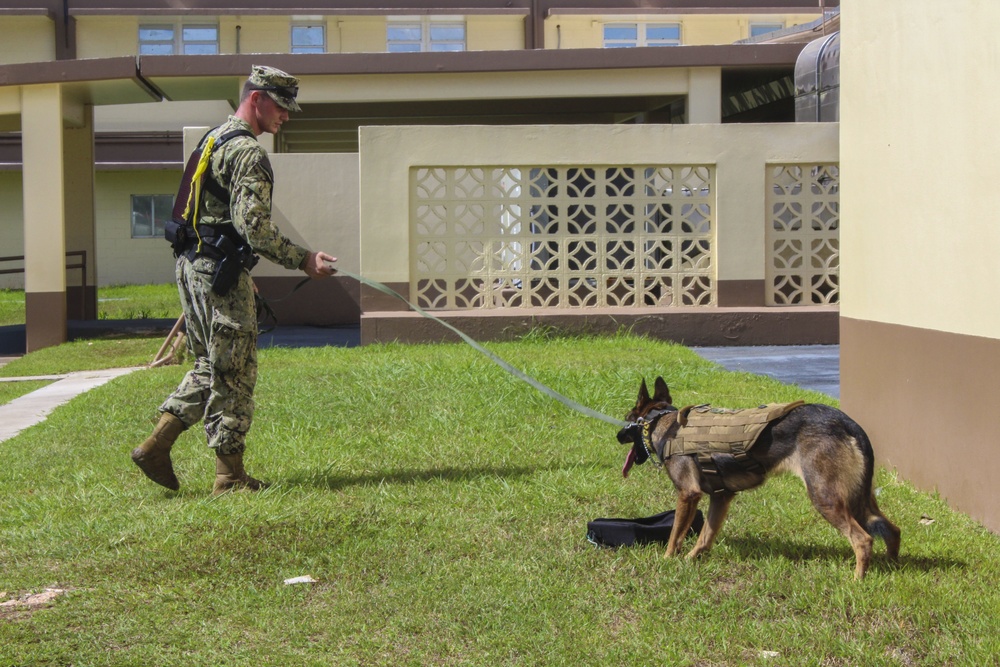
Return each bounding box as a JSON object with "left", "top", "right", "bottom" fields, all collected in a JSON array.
[{"left": 622, "top": 447, "right": 637, "bottom": 479}]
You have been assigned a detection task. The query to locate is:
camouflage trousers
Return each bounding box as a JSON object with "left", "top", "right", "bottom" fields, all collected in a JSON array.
[{"left": 160, "top": 255, "right": 257, "bottom": 455}]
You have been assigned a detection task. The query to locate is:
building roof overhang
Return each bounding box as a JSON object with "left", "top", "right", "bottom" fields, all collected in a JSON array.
[
  {"left": 0, "top": 43, "right": 805, "bottom": 148},
  {"left": 0, "top": 43, "right": 805, "bottom": 105}
]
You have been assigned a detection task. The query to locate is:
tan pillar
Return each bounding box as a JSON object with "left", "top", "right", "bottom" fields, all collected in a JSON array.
[
  {"left": 63, "top": 103, "right": 97, "bottom": 320},
  {"left": 21, "top": 84, "right": 67, "bottom": 352},
  {"left": 687, "top": 67, "right": 722, "bottom": 124}
]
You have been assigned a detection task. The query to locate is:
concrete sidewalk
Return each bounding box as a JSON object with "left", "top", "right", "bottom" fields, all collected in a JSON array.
[
  {"left": 0, "top": 324, "right": 361, "bottom": 444},
  {"left": 0, "top": 367, "right": 142, "bottom": 442}
]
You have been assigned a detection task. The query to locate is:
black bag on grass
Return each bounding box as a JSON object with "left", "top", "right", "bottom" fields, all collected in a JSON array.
[{"left": 586, "top": 509, "right": 704, "bottom": 548}]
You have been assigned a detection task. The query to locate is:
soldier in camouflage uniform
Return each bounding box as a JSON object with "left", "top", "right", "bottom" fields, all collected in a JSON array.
[{"left": 131, "top": 65, "right": 337, "bottom": 495}]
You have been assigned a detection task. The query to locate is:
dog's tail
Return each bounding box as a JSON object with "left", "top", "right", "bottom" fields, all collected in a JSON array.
[{"left": 851, "top": 423, "right": 902, "bottom": 558}]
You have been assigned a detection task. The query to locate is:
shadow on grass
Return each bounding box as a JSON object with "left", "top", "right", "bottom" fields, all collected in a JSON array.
[
  {"left": 724, "top": 535, "right": 967, "bottom": 573},
  {"left": 283, "top": 463, "right": 561, "bottom": 491}
]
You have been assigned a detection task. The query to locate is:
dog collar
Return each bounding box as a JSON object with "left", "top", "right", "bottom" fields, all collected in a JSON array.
[{"left": 624, "top": 408, "right": 675, "bottom": 466}]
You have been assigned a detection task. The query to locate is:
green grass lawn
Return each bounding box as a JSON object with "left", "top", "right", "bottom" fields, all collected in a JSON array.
[
  {"left": 0, "top": 284, "right": 180, "bottom": 326},
  {"left": 1, "top": 334, "right": 998, "bottom": 665}
]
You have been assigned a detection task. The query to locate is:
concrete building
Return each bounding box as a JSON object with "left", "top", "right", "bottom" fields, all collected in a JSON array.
[
  {"left": 0, "top": 1, "right": 837, "bottom": 352},
  {"left": 2, "top": 0, "right": 997, "bottom": 534},
  {"left": 839, "top": 0, "right": 1000, "bottom": 533}
]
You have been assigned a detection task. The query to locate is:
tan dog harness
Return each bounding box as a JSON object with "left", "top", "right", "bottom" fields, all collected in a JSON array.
[{"left": 650, "top": 401, "right": 805, "bottom": 493}]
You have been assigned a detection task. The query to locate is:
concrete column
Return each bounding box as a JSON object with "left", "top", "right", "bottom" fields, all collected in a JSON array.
[
  {"left": 63, "top": 103, "right": 97, "bottom": 320},
  {"left": 687, "top": 67, "right": 722, "bottom": 124},
  {"left": 21, "top": 84, "right": 67, "bottom": 352}
]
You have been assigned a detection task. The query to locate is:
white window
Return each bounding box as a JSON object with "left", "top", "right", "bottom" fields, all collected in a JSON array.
[
  {"left": 387, "top": 18, "right": 465, "bottom": 53},
  {"left": 750, "top": 22, "right": 785, "bottom": 38},
  {"left": 182, "top": 25, "right": 219, "bottom": 54},
  {"left": 131, "top": 195, "right": 174, "bottom": 239},
  {"left": 138, "top": 26, "right": 175, "bottom": 55},
  {"left": 292, "top": 23, "right": 325, "bottom": 54},
  {"left": 139, "top": 23, "right": 219, "bottom": 55},
  {"left": 603, "top": 22, "right": 681, "bottom": 48}
]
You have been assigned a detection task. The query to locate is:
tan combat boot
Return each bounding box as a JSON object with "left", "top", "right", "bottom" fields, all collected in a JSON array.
[
  {"left": 213, "top": 453, "right": 268, "bottom": 495},
  {"left": 130, "top": 412, "right": 184, "bottom": 491}
]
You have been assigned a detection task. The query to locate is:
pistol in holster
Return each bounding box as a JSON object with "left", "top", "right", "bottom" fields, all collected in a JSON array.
[{"left": 208, "top": 235, "right": 260, "bottom": 297}]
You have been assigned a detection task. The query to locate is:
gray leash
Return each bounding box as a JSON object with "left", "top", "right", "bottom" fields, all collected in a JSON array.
[{"left": 330, "top": 268, "right": 626, "bottom": 427}]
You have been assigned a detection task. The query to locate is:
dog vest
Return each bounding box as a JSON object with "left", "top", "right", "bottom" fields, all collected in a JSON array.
[{"left": 654, "top": 401, "right": 804, "bottom": 493}]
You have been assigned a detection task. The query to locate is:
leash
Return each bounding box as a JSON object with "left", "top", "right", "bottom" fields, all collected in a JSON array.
[{"left": 261, "top": 270, "right": 626, "bottom": 427}]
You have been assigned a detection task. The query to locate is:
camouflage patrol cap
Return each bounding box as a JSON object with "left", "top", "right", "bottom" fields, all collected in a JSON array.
[{"left": 247, "top": 65, "right": 301, "bottom": 112}]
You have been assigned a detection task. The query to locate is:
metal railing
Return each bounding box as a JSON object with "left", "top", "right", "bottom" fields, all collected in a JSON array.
[{"left": 0, "top": 251, "right": 89, "bottom": 317}]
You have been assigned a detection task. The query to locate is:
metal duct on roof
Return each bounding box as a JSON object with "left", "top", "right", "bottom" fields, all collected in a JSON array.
[{"left": 794, "top": 31, "right": 839, "bottom": 122}]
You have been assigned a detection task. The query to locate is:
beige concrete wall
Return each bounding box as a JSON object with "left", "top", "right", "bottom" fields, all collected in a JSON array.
[
  {"left": 301, "top": 67, "right": 691, "bottom": 106},
  {"left": 95, "top": 101, "right": 234, "bottom": 134},
  {"left": 75, "top": 16, "right": 140, "bottom": 58},
  {"left": 221, "top": 16, "right": 289, "bottom": 55},
  {"left": 338, "top": 17, "right": 387, "bottom": 53},
  {"left": 840, "top": 0, "right": 1000, "bottom": 532},
  {"left": 2, "top": 167, "right": 155, "bottom": 291},
  {"left": 0, "top": 88, "right": 19, "bottom": 121},
  {"left": 358, "top": 123, "right": 838, "bottom": 284},
  {"left": 259, "top": 152, "right": 360, "bottom": 279},
  {"left": 544, "top": 12, "right": 821, "bottom": 48},
  {"left": 0, "top": 172, "right": 25, "bottom": 290},
  {"left": 72, "top": 13, "right": 525, "bottom": 56},
  {"left": 76, "top": 15, "right": 296, "bottom": 57},
  {"left": 69, "top": 11, "right": 819, "bottom": 59},
  {"left": 840, "top": 0, "right": 1000, "bottom": 341},
  {"left": 90, "top": 129, "right": 358, "bottom": 286},
  {"left": 467, "top": 16, "right": 525, "bottom": 51},
  {"left": 0, "top": 17, "right": 56, "bottom": 64},
  {"left": 93, "top": 170, "right": 180, "bottom": 286},
  {"left": 683, "top": 16, "right": 742, "bottom": 45}
]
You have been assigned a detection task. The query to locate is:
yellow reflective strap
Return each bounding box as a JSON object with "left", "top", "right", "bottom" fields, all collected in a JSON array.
[{"left": 182, "top": 134, "right": 217, "bottom": 253}]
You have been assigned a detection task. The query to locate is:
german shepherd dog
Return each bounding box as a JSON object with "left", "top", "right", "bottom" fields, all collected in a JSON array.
[{"left": 616, "top": 377, "right": 900, "bottom": 579}]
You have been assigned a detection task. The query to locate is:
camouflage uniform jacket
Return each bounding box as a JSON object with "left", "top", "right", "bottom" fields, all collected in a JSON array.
[{"left": 196, "top": 115, "right": 309, "bottom": 271}]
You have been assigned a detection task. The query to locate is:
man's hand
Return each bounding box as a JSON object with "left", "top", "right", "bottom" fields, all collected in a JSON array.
[{"left": 302, "top": 251, "right": 337, "bottom": 279}]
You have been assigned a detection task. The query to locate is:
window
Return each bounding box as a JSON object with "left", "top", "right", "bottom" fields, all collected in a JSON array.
[
  {"left": 131, "top": 195, "right": 174, "bottom": 239},
  {"left": 139, "top": 23, "right": 219, "bottom": 55},
  {"left": 387, "top": 18, "right": 465, "bottom": 53},
  {"left": 603, "top": 23, "right": 681, "bottom": 48},
  {"left": 292, "top": 24, "right": 325, "bottom": 54},
  {"left": 138, "top": 26, "right": 175, "bottom": 55},
  {"left": 750, "top": 22, "right": 785, "bottom": 38},
  {"left": 182, "top": 25, "right": 219, "bottom": 54}
]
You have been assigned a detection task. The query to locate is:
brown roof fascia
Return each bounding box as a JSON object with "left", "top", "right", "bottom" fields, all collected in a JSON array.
[
  {"left": 138, "top": 43, "right": 805, "bottom": 78},
  {"left": 0, "top": 57, "right": 164, "bottom": 102},
  {"left": 0, "top": 56, "right": 134, "bottom": 86},
  {"left": 0, "top": 45, "right": 804, "bottom": 104},
  {"left": 0, "top": 7, "right": 52, "bottom": 15}
]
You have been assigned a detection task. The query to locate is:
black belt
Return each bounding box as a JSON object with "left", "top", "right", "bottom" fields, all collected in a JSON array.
[{"left": 180, "top": 232, "right": 238, "bottom": 262}]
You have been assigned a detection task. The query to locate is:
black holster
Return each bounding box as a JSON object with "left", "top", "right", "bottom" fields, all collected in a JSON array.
[{"left": 208, "top": 235, "right": 259, "bottom": 296}]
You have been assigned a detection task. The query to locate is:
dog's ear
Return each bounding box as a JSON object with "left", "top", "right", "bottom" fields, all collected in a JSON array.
[
  {"left": 652, "top": 377, "right": 672, "bottom": 405},
  {"left": 637, "top": 378, "right": 651, "bottom": 405},
  {"left": 677, "top": 404, "right": 696, "bottom": 427}
]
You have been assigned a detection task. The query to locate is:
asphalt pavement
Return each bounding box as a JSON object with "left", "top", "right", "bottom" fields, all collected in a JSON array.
[{"left": 693, "top": 345, "right": 840, "bottom": 398}]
